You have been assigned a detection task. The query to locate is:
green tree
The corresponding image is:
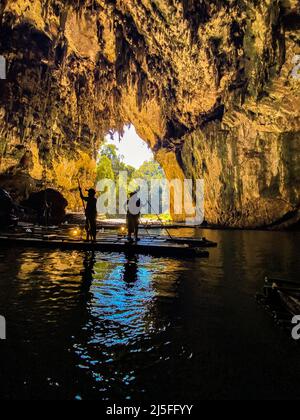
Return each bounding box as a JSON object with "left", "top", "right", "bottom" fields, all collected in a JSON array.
[
  {"left": 132, "top": 160, "right": 169, "bottom": 217},
  {"left": 98, "top": 144, "right": 135, "bottom": 182},
  {"left": 97, "top": 144, "right": 169, "bottom": 217},
  {"left": 119, "top": 162, "right": 135, "bottom": 180},
  {"left": 133, "top": 160, "right": 164, "bottom": 181},
  {"left": 100, "top": 145, "right": 118, "bottom": 166},
  {"left": 97, "top": 155, "right": 114, "bottom": 181}
]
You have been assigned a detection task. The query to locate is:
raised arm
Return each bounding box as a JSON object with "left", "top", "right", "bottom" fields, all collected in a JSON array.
[{"left": 79, "top": 188, "right": 88, "bottom": 202}]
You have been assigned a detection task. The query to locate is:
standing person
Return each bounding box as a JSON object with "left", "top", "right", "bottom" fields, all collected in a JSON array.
[
  {"left": 79, "top": 187, "right": 97, "bottom": 242},
  {"left": 42, "top": 199, "right": 52, "bottom": 227},
  {"left": 126, "top": 190, "right": 141, "bottom": 243}
]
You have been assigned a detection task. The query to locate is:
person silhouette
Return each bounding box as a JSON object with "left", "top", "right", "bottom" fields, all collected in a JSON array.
[
  {"left": 79, "top": 187, "right": 97, "bottom": 242},
  {"left": 80, "top": 251, "right": 96, "bottom": 295},
  {"left": 126, "top": 190, "right": 141, "bottom": 243},
  {"left": 123, "top": 254, "right": 139, "bottom": 286}
]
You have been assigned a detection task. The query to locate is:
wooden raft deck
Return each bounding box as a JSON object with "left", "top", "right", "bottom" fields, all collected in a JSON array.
[{"left": 0, "top": 233, "right": 210, "bottom": 259}]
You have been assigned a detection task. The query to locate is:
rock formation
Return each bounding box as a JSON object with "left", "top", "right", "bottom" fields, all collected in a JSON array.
[
  {"left": 0, "top": 187, "right": 16, "bottom": 227},
  {"left": 22, "top": 188, "right": 68, "bottom": 225},
  {"left": 0, "top": 0, "right": 299, "bottom": 227}
]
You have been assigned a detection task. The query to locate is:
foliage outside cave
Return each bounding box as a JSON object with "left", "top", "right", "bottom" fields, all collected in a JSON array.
[{"left": 97, "top": 144, "right": 170, "bottom": 219}]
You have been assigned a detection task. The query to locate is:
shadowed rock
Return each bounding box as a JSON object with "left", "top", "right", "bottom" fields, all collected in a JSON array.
[
  {"left": 22, "top": 189, "right": 68, "bottom": 226},
  {"left": 0, "top": 188, "right": 18, "bottom": 227}
]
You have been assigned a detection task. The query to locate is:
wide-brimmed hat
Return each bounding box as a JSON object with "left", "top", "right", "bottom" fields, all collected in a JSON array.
[
  {"left": 129, "top": 187, "right": 140, "bottom": 197},
  {"left": 86, "top": 188, "right": 96, "bottom": 196}
]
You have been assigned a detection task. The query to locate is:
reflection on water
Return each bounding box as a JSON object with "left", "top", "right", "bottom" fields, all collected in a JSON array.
[{"left": 0, "top": 229, "right": 299, "bottom": 400}]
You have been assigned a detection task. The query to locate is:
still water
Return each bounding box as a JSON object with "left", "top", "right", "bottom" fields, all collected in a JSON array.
[{"left": 0, "top": 229, "right": 299, "bottom": 400}]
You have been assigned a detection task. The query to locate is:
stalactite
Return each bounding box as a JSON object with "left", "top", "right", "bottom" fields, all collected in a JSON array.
[{"left": 0, "top": 0, "right": 298, "bottom": 227}]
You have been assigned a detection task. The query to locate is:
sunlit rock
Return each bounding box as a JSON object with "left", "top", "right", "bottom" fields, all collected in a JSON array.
[{"left": 0, "top": 0, "right": 299, "bottom": 227}]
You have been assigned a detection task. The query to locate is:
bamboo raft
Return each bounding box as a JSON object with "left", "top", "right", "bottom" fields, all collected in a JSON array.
[
  {"left": 256, "top": 277, "right": 300, "bottom": 329},
  {"left": 0, "top": 231, "right": 210, "bottom": 259}
]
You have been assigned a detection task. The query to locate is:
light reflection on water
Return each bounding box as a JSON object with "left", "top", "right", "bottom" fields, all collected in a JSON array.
[
  {"left": 0, "top": 228, "right": 299, "bottom": 400},
  {"left": 81, "top": 253, "right": 181, "bottom": 348}
]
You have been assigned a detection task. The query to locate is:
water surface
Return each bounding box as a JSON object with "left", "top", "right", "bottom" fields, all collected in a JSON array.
[{"left": 0, "top": 229, "right": 299, "bottom": 400}]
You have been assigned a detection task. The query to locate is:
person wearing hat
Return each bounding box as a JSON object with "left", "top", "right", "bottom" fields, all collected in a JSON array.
[
  {"left": 126, "top": 190, "right": 141, "bottom": 243},
  {"left": 79, "top": 187, "right": 97, "bottom": 242}
]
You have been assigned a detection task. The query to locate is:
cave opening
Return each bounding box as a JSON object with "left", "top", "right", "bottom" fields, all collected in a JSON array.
[
  {"left": 97, "top": 124, "right": 170, "bottom": 221},
  {"left": 103, "top": 125, "right": 154, "bottom": 170}
]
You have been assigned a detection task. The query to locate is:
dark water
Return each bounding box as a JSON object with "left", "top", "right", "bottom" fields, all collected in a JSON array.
[{"left": 0, "top": 229, "right": 299, "bottom": 400}]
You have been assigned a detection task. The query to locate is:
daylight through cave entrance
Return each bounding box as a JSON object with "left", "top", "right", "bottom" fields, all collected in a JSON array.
[{"left": 97, "top": 125, "right": 170, "bottom": 221}]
